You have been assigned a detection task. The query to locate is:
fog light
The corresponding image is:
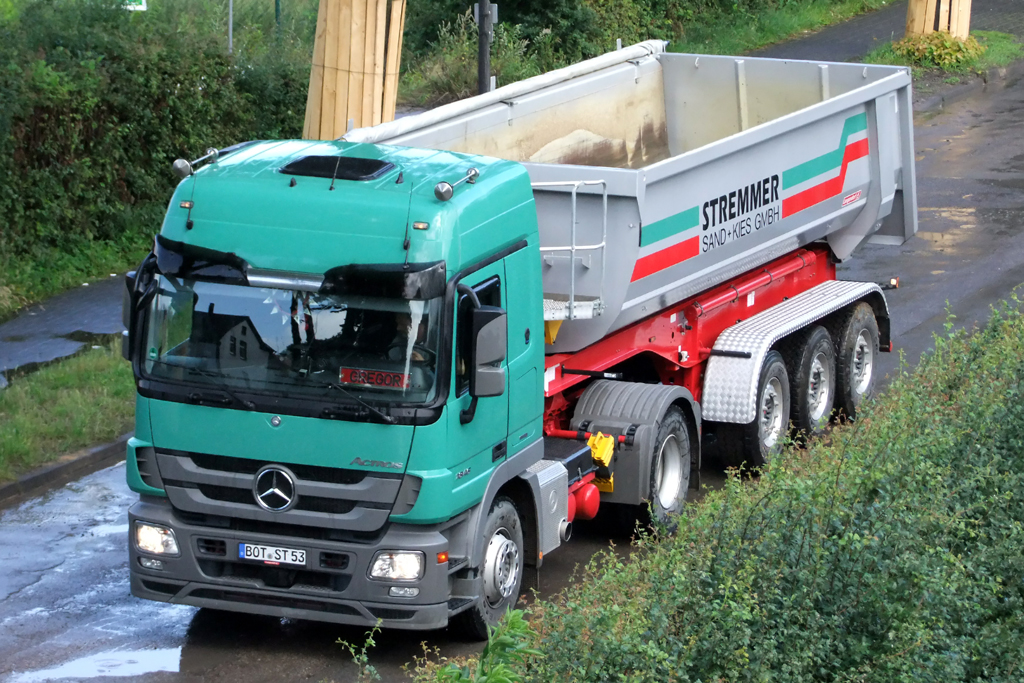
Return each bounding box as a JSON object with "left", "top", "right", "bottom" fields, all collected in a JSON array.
[
  {"left": 139, "top": 557, "right": 164, "bottom": 570},
  {"left": 369, "top": 551, "right": 424, "bottom": 581},
  {"left": 389, "top": 586, "right": 420, "bottom": 598},
  {"left": 135, "top": 522, "right": 179, "bottom": 555}
]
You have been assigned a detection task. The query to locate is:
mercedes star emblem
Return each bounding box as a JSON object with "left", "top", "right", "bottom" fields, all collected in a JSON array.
[{"left": 253, "top": 466, "right": 297, "bottom": 512}]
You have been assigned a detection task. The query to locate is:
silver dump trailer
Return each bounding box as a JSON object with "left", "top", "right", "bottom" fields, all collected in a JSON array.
[{"left": 346, "top": 41, "right": 917, "bottom": 354}]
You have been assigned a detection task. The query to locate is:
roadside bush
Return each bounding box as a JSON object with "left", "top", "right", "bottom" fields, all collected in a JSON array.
[
  {"left": 892, "top": 31, "right": 986, "bottom": 69},
  {"left": 0, "top": 0, "right": 311, "bottom": 318},
  {"left": 402, "top": 0, "right": 895, "bottom": 108},
  {"left": 402, "top": 11, "right": 553, "bottom": 107},
  {"left": 426, "top": 301, "right": 1024, "bottom": 681}
]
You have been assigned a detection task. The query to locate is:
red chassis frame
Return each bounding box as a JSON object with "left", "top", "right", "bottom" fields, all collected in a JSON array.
[{"left": 542, "top": 245, "right": 836, "bottom": 435}]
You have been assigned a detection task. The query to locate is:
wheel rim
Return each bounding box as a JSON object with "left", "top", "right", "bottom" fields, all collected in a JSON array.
[
  {"left": 653, "top": 433, "right": 687, "bottom": 510},
  {"left": 807, "top": 351, "right": 832, "bottom": 421},
  {"left": 760, "top": 377, "right": 785, "bottom": 448},
  {"left": 852, "top": 331, "right": 874, "bottom": 395},
  {"left": 482, "top": 528, "right": 520, "bottom": 608}
]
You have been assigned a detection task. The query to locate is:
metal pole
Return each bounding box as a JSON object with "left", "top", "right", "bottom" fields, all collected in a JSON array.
[
  {"left": 228, "top": 0, "right": 233, "bottom": 54},
  {"left": 477, "top": 0, "right": 491, "bottom": 95}
]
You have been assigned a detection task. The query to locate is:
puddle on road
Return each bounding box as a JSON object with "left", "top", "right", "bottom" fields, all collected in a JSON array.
[
  {"left": 86, "top": 523, "right": 128, "bottom": 537},
  {"left": 915, "top": 206, "right": 1024, "bottom": 250},
  {"left": 10, "top": 647, "right": 181, "bottom": 681}
]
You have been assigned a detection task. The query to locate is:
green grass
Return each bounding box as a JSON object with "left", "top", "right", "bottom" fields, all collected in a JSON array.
[
  {"left": 975, "top": 29, "right": 1024, "bottom": 68},
  {"left": 670, "top": 0, "right": 895, "bottom": 55},
  {"left": 0, "top": 342, "right": 135, "bottom": 483},
  {"left": 864, "top": 30, "right": 1023, "bottom": 74}
]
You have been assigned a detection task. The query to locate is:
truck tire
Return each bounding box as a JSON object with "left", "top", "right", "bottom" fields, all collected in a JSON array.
[
  {"left": 646, "top": 406, "right": 691, "bottom": 524},
  {"left": 783, "top": 325, "right": 836, "bottom": 438},
  {"left": 716, "top": 350, "right": 790, "bottom": 469},
  {"left": 452, "top": 497, "right": 523, "bottom": 641},
  {"left": 571, "top": 381, "right": 698, "bottom": 527},
  {"left": 828, "top": 302, "right": 878, "bottom": 421}
]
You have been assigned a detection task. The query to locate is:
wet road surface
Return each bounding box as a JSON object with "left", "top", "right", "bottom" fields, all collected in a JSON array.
[
  {"left": 3, "top": 68, "right": 1024, "bottom": 683},
  {"left": 0, "top": 463, "right": 723, "bottom": 682},
  {"left": 841, "top": 70, "right": 1024, "bottom": 382},
  {"left": 0, "top": 277, "right": 124, "bottom": 386}
]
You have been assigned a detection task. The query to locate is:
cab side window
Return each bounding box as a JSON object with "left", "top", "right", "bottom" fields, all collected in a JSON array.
[{"left": 455, "top": 277, "right": 501, "bottom": 396}]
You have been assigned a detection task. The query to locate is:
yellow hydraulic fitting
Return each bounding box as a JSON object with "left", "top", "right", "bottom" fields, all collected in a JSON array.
[{"left": 588, "top": 431, "right": 615, "bottom": 492}]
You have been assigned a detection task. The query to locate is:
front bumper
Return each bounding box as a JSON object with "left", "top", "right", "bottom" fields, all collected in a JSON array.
[{"left": 129, "top": 497, "right": 461, "bottom": 630}]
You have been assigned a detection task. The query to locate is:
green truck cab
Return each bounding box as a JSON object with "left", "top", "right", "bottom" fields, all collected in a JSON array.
[{"left": 125, "top": 140, "right": 547, "bottom": 636}]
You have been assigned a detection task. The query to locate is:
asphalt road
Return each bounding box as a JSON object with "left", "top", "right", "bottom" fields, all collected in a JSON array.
[{"left": 3, "top": 74, "right": 1024, "bottom": 683}]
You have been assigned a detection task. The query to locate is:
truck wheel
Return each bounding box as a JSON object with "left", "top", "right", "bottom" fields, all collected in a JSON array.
[
  {"left": 784, "top": 325, "right": 836, "bottom": 438},
  {"left": 453, "top": 497, "right": 523, "bottom": 641},
  {"left": 645, "top": 406, "right": 691, "bottom": 524},
  {"left": 717, "top": 350, "right": 790, "bottom": 469},
  {"left": 829, "top": 302, "right": 878, "bottom": 421}
]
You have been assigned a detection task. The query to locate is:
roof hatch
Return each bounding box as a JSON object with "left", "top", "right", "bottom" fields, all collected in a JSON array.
[{"left": 279, "top": 155, "right": 395, "bottom": 181}]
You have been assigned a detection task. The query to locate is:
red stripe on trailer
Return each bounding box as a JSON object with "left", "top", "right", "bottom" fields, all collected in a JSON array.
[
  {"left": 782, "top": 138, "right": 869, "bottom": 218},
  {"left": 630, "top": 235, "right": 700, "bottom": 282}
]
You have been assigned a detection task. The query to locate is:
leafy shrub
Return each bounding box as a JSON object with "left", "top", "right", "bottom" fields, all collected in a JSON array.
[
  {"left": 430, "top": 301, "right": 1024, "bottom": 681},
  {"left": 0, "top": 0, "right": 312, "bottom": 318},
  {"left": 892, "top": 31, "right": 987, "bottom": 69},
  {"left": 402, "top": 11, "right": 551, "bottom": 107},
  {"left": 409, "top": 609, "right": 542, "bottom": 682}
]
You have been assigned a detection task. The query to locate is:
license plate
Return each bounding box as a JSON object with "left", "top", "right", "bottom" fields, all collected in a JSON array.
[
  {"left": 238, "top": 542, "right": 306, "bottom": 566},
  {"left": 340, "top": 367, "right": 409, "bottom": 389}
]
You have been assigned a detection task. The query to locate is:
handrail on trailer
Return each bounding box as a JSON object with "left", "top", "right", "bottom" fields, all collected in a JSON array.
[{"left": 533, "top": 180, "right": 608, "bottom": 321}]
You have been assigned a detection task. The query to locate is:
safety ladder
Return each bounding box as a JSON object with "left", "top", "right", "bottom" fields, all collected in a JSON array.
[{"left": 534, "top": 180, "right": 608, "bottom": 322}]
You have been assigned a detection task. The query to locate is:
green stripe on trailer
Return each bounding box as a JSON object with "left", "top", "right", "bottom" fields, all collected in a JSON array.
[
  {"left": 782, "top": 113, "right": 867, "bottom": 190},
  {"left": 640, "top": 206, "right": 700, "bottom": 248}
]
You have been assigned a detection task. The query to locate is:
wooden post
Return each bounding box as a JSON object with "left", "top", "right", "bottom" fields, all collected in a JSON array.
[
  {"left": 938, "top": 0, "right": 951, "bottom": 35},
  {"left": 370, "top": 0, "right": 387, "bottom": 125},
  {"left": 382, "top": 0, "right": 406, "bottom": 123},
  {"left": 302, "top": 0, "right": 328, "bottom": 140},
  {"left": 906, "top": 0, "right": 928, "bottom": 37},
  {"left": 906, "top": 0, "right": 971, "bottom": 38},
  {"left": 953, "top": 0, "right": 973, "bottom": 39},
  {"left": 303, "top": 0, "right": 407, "bottom": 139}
]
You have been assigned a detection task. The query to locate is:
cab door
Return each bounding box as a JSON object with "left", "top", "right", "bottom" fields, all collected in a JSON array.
[{"left": 446, "top": 261, "right": 509, "bottom": 508}]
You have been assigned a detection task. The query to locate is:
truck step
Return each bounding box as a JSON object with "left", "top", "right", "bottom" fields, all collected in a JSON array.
[
  {"left": 447, "top": 596, "right": 475, "bottom": 614},
  {"left": 542, "top": 436, "right": 596, "bottom": 485},
  {"left": 543, "top": 296, "right": 603, "bottom": 321},
  {"left": 447, "top": 556, "right": 469, "bottom": 574}
]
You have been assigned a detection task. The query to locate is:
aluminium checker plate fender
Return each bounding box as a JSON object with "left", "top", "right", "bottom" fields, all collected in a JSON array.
[{"left": 701, "top": 280, "right": 890, "bottom": 424}]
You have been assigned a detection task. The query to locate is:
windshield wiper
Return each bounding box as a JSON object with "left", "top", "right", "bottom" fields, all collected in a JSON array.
[
  {"left": 149, "top": 360, "right": 257, "bottom": 410},
  {"left": 185, "top": 369, "right": 257, "bottom": 411},
  {"left": 317, "top": 381, "right": 395, "bottom": 425}
]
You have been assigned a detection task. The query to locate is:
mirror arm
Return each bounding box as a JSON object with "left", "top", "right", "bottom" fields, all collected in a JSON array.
[
  {"left": 460, "top": 396, "right": 479, "bottom": 425},
  {"left": 457, "top": 283, "right": 481, "bottom": 309}
]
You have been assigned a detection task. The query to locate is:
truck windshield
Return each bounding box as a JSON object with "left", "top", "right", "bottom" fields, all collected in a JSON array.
[{"left": 141, "top": 275, "right": 442, "bottom": 404}]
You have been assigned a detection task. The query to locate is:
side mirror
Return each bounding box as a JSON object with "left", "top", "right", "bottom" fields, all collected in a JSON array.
[
  {"left": 469, "top": 306, "right": 507, "bottom": 398},
  {"left": 122, "top": 270, "right": 138, "bottom": 361}
]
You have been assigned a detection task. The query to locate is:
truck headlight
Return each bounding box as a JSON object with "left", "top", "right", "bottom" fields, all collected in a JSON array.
[
  {"left": 369, "top": 551, "right": 424, "bottom": 581},
  {"left": 135, "top": 522, "right": 179, "bottom": 555}
]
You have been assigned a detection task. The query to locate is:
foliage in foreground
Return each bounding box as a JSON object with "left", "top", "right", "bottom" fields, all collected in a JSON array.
[
  {"left": 430, "top": 302, "right": 1024, "bottom": 681},
  {"left": 0, "top": 341, "right": 135, "bottom": 483},
  {"left": 408, "top": 610, "right": 541, "bottom": 682}
]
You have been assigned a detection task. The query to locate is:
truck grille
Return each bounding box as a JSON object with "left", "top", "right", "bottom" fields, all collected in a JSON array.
[{"left": 156, "top": 449, "right": 402, "bottom": 533}]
